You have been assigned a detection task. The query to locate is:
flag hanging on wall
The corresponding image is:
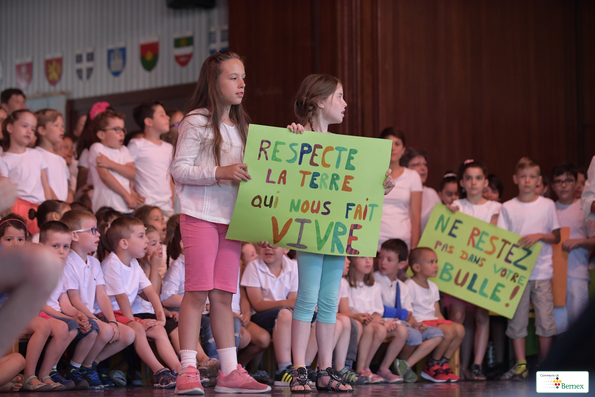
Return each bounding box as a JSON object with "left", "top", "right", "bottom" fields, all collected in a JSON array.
[
  {"left": 107, "top": 45, "right": 126, "bottom": 77},
  {"left": 75, "top": 48, "right": 94, "bottom": 81},
  {"left": 45, "top": 54, "right": 63, "bottom": 86},
  {"left": 140, "top": 39, "right": 159, "bottom": 72},
  {"left": 174, "top": 33, "right": 193, "bottom": 67},
  {"left": 15, "top": 58, "right": 33, "bottom": 90}
]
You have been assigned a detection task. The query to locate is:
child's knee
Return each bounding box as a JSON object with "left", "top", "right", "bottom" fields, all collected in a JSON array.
[
  {"left": 334, "top": 319, "right": 344, "bottom": 335},
  {"left": 397, "top": 324, "right": 408, "bottom": 339},
  {"left": 374, "top": 324, "right": 387, "bottom": 339},
  {"left": 277, "top": 308, "right": 292, "bottom": 326},
  {"left": 121, "top": 326, "right": 136, "bottom": 345}
]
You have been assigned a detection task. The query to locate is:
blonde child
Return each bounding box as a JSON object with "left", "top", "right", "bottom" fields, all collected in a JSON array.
[
  {"left": 446, "top": 160, "right": 500, "bottom": 380},
  {"left": 88, "top": 109, "right": 138, "bottom": 213},
  {"left": 405, "top": 248, "right": 465, "bottom": 382},
  {"left": 497, "top": 158, "right": 560, "bottom": 380},
  {"left": 170, "top": 51, "right": 270, "bottom": 394},
  {"left": 339, "top": 256, "right": 406, "bottom": 384},
  {"left": 0, "top": 110, "right": 53, "bottom": 234},
  {"left": 129, "top": 102, "right": 174, "bottom": 217},
  {"left": 34, "top": 109, "right": 71, "bottom": 202},
  {"left": 438, "top": 172, "right": 459, "bottom": 205},
  {"left": 61, "top": 210, "right": 135, "bottom": 388},
  {"left": 100, "top": 216, "right": 179, "bottom": 388},
  {"left": 286, "top": 74, "right": 394, "bottom": 392},
  {"left": 375, "top": 239, "right": 443, "bottom": 383},
  {"left": 133, "top": 205, "right": 168, "bottom": 277}
]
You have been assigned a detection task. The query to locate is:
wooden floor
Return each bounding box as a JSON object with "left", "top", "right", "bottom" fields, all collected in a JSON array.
[{"left": 9, "top": 379, "right": 580, "bottom": 397}]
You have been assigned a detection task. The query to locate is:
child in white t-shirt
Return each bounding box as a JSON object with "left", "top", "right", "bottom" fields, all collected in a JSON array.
[
  {"left": 34, "top": 109, "right": 71, "bottom": 202},
  {"left": 61, "top": 210, "right": 135, "bottom": 387},
  {"left": 241, "top": 246, "right": 299, "bottom": 387},
  {"left": 129, "top": 102, "right": 174, "bottom": 217},
  {"left": 0, "top": 110, "right": 52, "bottom": 234},
  {"left": 376, "top": 239, "right": 443, "bottom": 383},
  {"left": 497, "top": 157, "right": 560, "bottom": 380},
  {"left": 405, "top": 247, "right": 464, "bottom": 383},
  {"left": 446, "top": 160, "right": 501, "bottom": 380},
  {"left": 100, "top": 216, "right": 180, "bottom": 388},
  {"left": 339, "top": 256, "right": 407, "bottom": 384},
  {"left": 551, "top": 163, "right": 595, "bottom": 329},
  {"left": 88, "top": 109, "right": 138, "bottom": 213},
  {"left": 378, "top": 128, "right": 423, "bottom": 250}
]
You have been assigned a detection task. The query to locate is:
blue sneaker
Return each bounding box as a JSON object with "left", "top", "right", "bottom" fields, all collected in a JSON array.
[
  {"left": 65, "top": 364, "right": 90, "bottom": 390},
  {"left": 80, "top": 365, "right": 104, "bottom": 390},
  {"left": 49, "top": 369, "right": 75, "bottom": 390},
  {"left": 93, "top": 362, "right": 115, "bottom": 387}
]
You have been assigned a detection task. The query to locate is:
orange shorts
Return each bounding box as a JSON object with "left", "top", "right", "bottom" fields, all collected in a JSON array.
[
  {"left": 422, "top": 319, "right": 453, "bottom": 327},
  {"left": 11, "top": 198, "right": 40, "bottom": 235}
]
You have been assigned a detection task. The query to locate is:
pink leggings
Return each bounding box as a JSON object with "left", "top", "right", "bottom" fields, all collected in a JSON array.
[{"left": 180, "top": 214, "right": 240, "bottom": 293}]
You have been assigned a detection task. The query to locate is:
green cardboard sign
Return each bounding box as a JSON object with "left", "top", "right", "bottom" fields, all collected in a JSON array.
[
  {"left": 419, "top": 204, "right": 542, "bottom": 318},
  {"left": 226, "top": 124, "right": 391, "bottom": 256}
]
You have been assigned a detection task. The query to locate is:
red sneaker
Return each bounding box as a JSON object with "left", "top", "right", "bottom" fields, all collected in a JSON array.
[
  {"left": 175, "top": 366, "right": 204, "bottom": 395},
  {"left": 215, "top": 365, "right": 271, "bottom": 394},
  {"left": 440, "top": 362, "right": 459, "bottom": 383},
  {"left": 421, "top": 363, "right": 449, "bottom": 383}
]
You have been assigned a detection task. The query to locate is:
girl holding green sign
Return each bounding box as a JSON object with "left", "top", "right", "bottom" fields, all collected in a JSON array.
[{"left": 285, "top": 74, "right": 395, "bottom": 393}]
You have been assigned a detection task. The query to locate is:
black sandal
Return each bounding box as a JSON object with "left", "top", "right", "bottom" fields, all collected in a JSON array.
[
  {"left": 470, "top": 364, "right": 487, "bottom": 381},
  {"left": 290, "top": 367, "right": 312, "bottom": 394},
  {"left": 315, "top": 367, "right": 353, "bottom": 393}
]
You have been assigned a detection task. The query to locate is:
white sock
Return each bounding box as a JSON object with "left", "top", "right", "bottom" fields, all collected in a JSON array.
[
  {"left": 69, "top": 361, "right": 81, "bottom": 369},
  {"left": 180, "top": 350, "right": 198, "bottom": 370},
  {"left": 218, "top": 347, "right": 238, "bottom": 376}
]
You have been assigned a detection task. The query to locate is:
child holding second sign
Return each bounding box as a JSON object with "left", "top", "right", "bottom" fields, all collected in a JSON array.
[
  {"left": 497, "top": 157, "right": 560, "bottom": 380},
  {"left": 446, "top": 160, "right": 501, "bottom": 380}
]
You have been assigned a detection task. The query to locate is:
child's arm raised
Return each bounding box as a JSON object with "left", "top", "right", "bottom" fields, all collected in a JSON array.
[
  {"left": 96, "top": 154, "right": 135, "bottom": 180},
  {"left": 97, "top": 167, "right": 137, "bottom": 209},
  {"left": 245, "top": 287, "right": 293, "bottom": 312}
]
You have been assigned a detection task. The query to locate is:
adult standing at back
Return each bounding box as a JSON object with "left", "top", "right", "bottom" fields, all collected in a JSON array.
[{"left": 378, "top": 128, "right": 422, "bottom": 250}]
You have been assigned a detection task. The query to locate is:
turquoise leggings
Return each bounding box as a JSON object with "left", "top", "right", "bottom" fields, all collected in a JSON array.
[{"left": 293, "top": 251, "right": 345, "bottom": 324}]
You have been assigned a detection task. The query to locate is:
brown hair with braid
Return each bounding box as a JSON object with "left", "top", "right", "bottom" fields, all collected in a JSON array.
[{"left": 294, "top": 74, "right": 342, "bottom": 130}]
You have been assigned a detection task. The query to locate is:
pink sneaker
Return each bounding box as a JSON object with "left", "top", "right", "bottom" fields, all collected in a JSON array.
[
  {"left": 215, "top": 365, "right": 271, "bottom": 394},
  {"left": 175, "top": 366, "right": 204, "bottom": 395},
  {"left": 377, "top": 368, "right": 403, "bottom": 384}
]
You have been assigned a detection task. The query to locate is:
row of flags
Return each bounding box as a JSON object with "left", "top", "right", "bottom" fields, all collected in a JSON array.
[{"left": 10, "top": 27, "right": 228, "bottom": 91}]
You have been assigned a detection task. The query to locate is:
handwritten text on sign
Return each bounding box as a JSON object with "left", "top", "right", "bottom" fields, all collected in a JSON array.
[
  {"left": 419, "top": 205, "right": 542, "bottom": 318},
  {"left": 226, "top": 125, "right": 391, "bottom": 256}
]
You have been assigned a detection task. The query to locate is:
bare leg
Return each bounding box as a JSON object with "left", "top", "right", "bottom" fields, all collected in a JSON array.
[
  {"left": 208, "top": 289, "right": 235, "bottom": 349},
  {"left": 147, "top": 325, "right": 181, "bottom": 372},
  {"left": 0, "top": 353, "right": 25, "bottom": 388},
  {"left": 315, "top": 321, "right": 351, "bottom": 391},
  {"left": 170, "top": 328, "right": 180, "bottom": 354},
  {"left": 127, "top": 322, "right": 165, "bottom": 374},
  {"left": 23, "top": 318, "right": 51, "bottom": 386},
  {"left": 95, "top": 323, "right": 136, "bottom": 362},
  {"left": 538, "top": 336, "right": 552, "bottom": 361},
  {"left": 355, "top": 323, "right": 373, "bottom": 372},
  {"left": 39, "top": 319, "right": 78, "bottom": 379},
  {"left": 271, "top": 309, "right": 292, "bottom": 365},
  {"left": 378, "top": 324, "right": 407, "bottom": 371},
  {"left": 239, "top": 327, "right": 251, "bottom": 350},
  {"left": 405, "top": 337, "right": 443, "bottom": 367},
  {"left": 473, "top": 307, "right": 490, "bottom": 366},
  {"left": 512, "top": 337, "right": 526, "bottom": 362},
  {"left": 179, "top": 291, "right": 208, "bottom": 351},
  {"left": 333, "top": 315, "right": 351, "bottom": 370},
  {"left": 305, "top": 322, "right": 318, "bottom": 365},
  {"left": 362, "top": 323, "right": 387, "bottom": 370},
  {"left": 238, "top": 322, "right": 270, "bottom": 367},
  {"left": 431, "top": 326, "right": 455, "bottom": 360},
  {"left": 441, "top": 323, "right": 465, "bottom": 359}
]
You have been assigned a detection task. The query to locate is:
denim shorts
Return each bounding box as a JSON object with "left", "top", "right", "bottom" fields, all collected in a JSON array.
[
  {"left": 402, "top": 322, "right": 422, "bottom": 346},
  {"left": 49, "top": 315, "right": 100, "bottom": 340},
  {"left": 421, "top": 325, "right": 444, "bottom": 341}
]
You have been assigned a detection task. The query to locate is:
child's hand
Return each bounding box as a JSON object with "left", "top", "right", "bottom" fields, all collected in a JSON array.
[
  {"left": 124, "top": 193, "right": 139, "bottom": 209},
  {"left": 96, "top": 153, "right": 114, "bottom": 169},
  {"left": 354, "top": 313, "right": 371, "bottom": 324},
  {"left": 216, "top": 163, "right": 251, "bottom": 182},
  {"left": 562, "top": 238, "right": 582, "bottom": 252},
  {"left": 384, "top": 170, "right": 395, "bottom": 195},
  {"left": 140, "top": 318, "right": 158, "bottom": 330},
  {"left": 257, "top": 241, "right": 273, "bottom": 249},
  {"left": 287, "top": 123, "right": 305, "bottom": 134},
  {"left": 518, "top": 233, "right": 543, "bottom": 248},
  {"left": 167, "top": 311, "right": 179, "bottom": 322},
  {"left": 131, "top": 190, "right": 146, "bottom": 205},
  {"left": 148, "top": 251, "right": 162, "bottom": 270},
  {"left": 385, "top": 320, "right": 399, "bottom": 332},
  {"left": 446, "top": 204, "right": 459, "bottom": 213},
  {"left": 109, "top": 322, "right": 120, "bottom": 343},
  {"left": 240, "top": 312, "right": 250, "bottom": 328}
]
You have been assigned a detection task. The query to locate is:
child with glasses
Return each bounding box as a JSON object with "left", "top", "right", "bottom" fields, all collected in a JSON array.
[
  {"left": 88, "top": 109, "right": 139, "bottom": 214},
  {"left": 61, "top": 210, "right": 135, "bottom": 387}
]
